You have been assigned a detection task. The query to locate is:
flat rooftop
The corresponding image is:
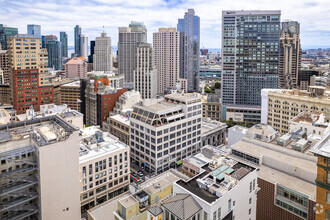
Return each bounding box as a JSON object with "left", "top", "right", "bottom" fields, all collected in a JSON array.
[
  {"left": 201, "top": 119, "right": 227, "bottom": 135},
  {"left": 165, "top": 93, "right": 201, "bottom": 104},
  {"left": 183, "top": 153, "right": 210, "bottom": 168},
  {"left": 247, "top": 124, "right": 277, "bottom": 137},
  {"left": 177, "top": 159, "right": 255, "bottom": 203},
  {"left": 119, "top": 195, "right": 138, "bottom": 208},
  {"left": 139, "top": 102, "right": 182, "bottom": 115},
  {"left": 79, "top": 126, "right": 128, "bottom": 163},
  {"left": 140, "top": 171, "right": 180, "bottom": 195},
  {"left": 0, "top": 115, "right": 78, "bottom": 149},
  {"left": 61, "top": 80, "right": 80, "bottom": 87},
  {"left": 109, "top": 114, "right": 130, "bottom": 126}
]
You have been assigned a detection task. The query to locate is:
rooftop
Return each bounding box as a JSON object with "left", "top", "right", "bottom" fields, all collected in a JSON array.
[
  {"left": 79, "top": 126, "right": 128, "bottom": 163},
  {"left": 109, "top": 114, "right": 130, "bottom": 126},
  {"left": 60, "top": 80, "right": 80, "bottom": 87},
  {"left": 165, "top": 92, "right": 201, "bottom": 104},
  {"left": 176, "top": 157, "right": 255, "bottom": 203},
  {"left": 291, "top": 112, "right": 327, "bottom": 127},
  {"left": 247, "top": 124, "right": 277, "bottom": 137},
  {"left": 0, "top": 115, "right": 79, "bottom": 148},
  {"left": 311, "top": 131, "right": 330, "bottom": 158},
  {"left": 140, "top": 171, "right": 180, "bottom": 195},
  {"left": 201, "top": 118, "right": 227, "bottom": 135}
]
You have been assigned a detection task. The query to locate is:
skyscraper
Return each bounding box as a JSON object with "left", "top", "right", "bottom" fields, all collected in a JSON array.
[
  {"left": 46, "top": 40, "right": 62, "bottom": 70},
  {"left": 80, "top": 34, "right": 88, "bottom": 59},
  {"left": 177, "top": 9, "right": 200, "bottom": 92},
  {"left": 60, "top": 31, "right": 68, "bottom": 58},
  {"left": 93, "top": 32, "right": 112, "bottom": 71},
  {"left": 0, "top": 24, "right": 18, "bottom": 50},
  {"left": 278, "top": 21, "right": 301, "bottom": 89},
  {"left": 27, "top": 24, "right": 41, "bottom": 38},
  {"left": 88, "top": 40, "right": 95, "bottom": 63},
  {"left": 221, "top": 10, "right": 281, "bottom": 106},
  {"left": 118, "top": 21, "right": 147, "bottom": 87},
  {"left": 133, "top": 43, "right": 157, "bottom": 99},
  {"left": 153, "top": 28, "right": 186, "bottom": 94},
  {"left": 74, "top": 25, "right": 81, "bottom": 56}
]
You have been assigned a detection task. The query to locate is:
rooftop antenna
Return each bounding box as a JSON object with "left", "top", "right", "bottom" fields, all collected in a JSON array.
[{"left": 103, "top": 25, "right": 105, "bottom": 33}]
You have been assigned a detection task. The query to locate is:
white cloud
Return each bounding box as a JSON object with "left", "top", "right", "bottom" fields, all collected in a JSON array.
[{"left": 0, "top": 0, "right": 329, "bottom": 48}]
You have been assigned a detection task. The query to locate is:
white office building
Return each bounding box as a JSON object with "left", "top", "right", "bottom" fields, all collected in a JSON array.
[
  {"left": 129, "top": 91, "right": 202, "bottom": 174},
  {"left": 93, "top": 32, "right": 113, "bottom": 72}
]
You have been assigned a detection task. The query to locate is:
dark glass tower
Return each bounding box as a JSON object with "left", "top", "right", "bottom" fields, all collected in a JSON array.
[
  {"left": 221, "top": 10, "right": 281, "bottom": 106},
  {"left": 177, "top": 9, "right": 200, "bottom": 92},
  {"left": 60, "top": 31, "right": 68, "bottom": 58},
  {"left": 0, "top": 24, "right": 18, "bottom": 50},
  {"left": 74, "top": 25, "right": 81, "bottom": 56},
  {"left": 46, "top": 40, "right": 62, "bottom": 70}
]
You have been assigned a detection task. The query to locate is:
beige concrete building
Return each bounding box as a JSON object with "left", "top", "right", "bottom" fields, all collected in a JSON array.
[
  {"left": 0, "top": 49, "right": 9, "bottom": 84},
  {"left": 153, "top": 28, "right": 186, "bottom": 94},
  {"left": 7, "top": 34, "right": 49, "bottom": 85},
  {"left": 0, "top": 115, "right": 81, "bottom": 220},
  {"left": 103, "top": 114, "right": 130, "bottom": 145},
  {"left": 79, "top": 126, "right": 130, "bottom": 212},
  {"left": 59, "top": 80, "right": 81, "bottom": 112},
  {"left": 278, "top": 21, "right": 301, "bottom": 89},
  {"left": 65, "top": 57, "right": 87, "bottom": 78},
  {"left": 202, "top": 93, "right": 221, "bottom": 121},
  {"left": 261, "top": 87, "right": 330, "bottom": 134},
  {"left": 133, "top": 43, "right": 157, "bottom": 99},
  {"left": 93, "top": 32, "right": 113, "bottom": 72}
]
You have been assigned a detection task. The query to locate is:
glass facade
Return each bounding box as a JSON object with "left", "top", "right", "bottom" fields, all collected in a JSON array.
[
  {"left": 0, "top": 24, "right": 18, "bottom": 50},
  {"left": 60, "top": 32, "right": 68, "bottom": 58},
  {"left": 221, "top": 11, "right": 281, "bottom": 106},
  {"left": 177, "top": 9, "right": 200, "bottom": 92}
]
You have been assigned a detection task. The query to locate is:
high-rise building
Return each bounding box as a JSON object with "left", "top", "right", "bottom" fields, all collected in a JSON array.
[
  {"left": 118, "top": 21, "right": 147, "bottom": 86},
  {"left": 129, "top": 92, "right": 202, "bottom": 174},
  {"left": 0, "top": 24, "right": 18, "bottom": 50},
  {"left": 221, "top": 10, "right": 281, "bottom": 106},
  {"left": 74, "top": 25, "right": 81, "bottom": 56},
  {"left": 278, "top": 21, "right": 301, "bottom": 89},
  {"left": 88, "top": 40, "right": 95, "bottom": 63},
  {"left": 44, "top": 35, "right": 58, "bottom": 45},
  {"left": 64, "top": 57, "right": 87, "bottom": 78},
  {"left": 80, "top": 34, "right": 88, "bottom": 60},
  {"left": 0, "top": 49, "right": 9, "bottom": 84},
  {"left": 177, "top": 9, "right": 200, "bottom": 92},
  {"left": 93, "top": 32, "right": 112, "bottom": 71},
  {"left": 298, "top": 69, "right": 319, "bottom": 90},
  {"left": 59, "top": 80, "right": 81, "bottom": 112},
  {"left": 0, "top": 115, "right": 81, "bottom": 219},
  {"left": 153, "top": 28, "right": 186, "bottom": 94},
  {"left": 46, "top": 40, "right": 62, "bottom": 70},
  {"left": 60, "top": 31, "right": 68, "bottom": 58},
  {"left": 133, "top": 43, "right": 157, "bottom": 99},
  {"left": 27, "top": 24, "right": 41, "bottom": 38},
  {"left": 7, "top": 34, "right": 50, "bottom": 86}
]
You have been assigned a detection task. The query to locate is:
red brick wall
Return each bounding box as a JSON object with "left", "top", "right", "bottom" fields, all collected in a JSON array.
[
  {"left": 97, "top": 88, "right": 127, "bottom": 127},
  {"left": 257, "top": 178, "right": 315, "bottom": 220},
  {"left": 12, "top": 69, "right": 53, "bottom": 115}
]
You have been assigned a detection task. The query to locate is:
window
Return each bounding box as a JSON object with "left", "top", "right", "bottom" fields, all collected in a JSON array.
[
  {"left": 253, "top": 179, "right": 256, "bottom": 190},
  {"left": 217, "top": 207, "right": 221, "bottom": 220},
  {"left": 250, "top": 182, "right": 252, "bottom": 193},
  {"left": 328, "top": 172, "right": 330, "bottom": 184},
  {"left": 228, "top": 199, "right": 232, "bottom": 212},
  {"left": 249, "top": 198, "right": 252, "bottom": 204},
  {"left": 249, "top": 208, "right": 251, "bottom": 215},
  {"left": 213, "top": 211, "right": 216, "bottom": 220},
  {"left": 327, "top": 193, "right": 330, "bottom": 203}
]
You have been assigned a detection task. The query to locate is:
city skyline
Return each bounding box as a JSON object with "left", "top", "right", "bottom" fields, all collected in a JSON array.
[{"left": 0, "top": 0, "right": 329, "bottom": 49}]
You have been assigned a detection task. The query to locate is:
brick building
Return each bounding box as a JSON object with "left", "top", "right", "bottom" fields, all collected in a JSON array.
[
  {"left": 12, "top": 69, "right": 53, "bottom": 114},
  {"left": 85, "top": 76, "right": 126, "bottom": 126}
]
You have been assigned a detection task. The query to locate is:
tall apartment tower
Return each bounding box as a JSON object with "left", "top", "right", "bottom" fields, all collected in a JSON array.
[
  {"left": 7, "top": 34, "right": 49, "bottom": 86},
  {"left": 27, "top": 24, "right": 41, "bottom": 38},
  {"left": 80, "top": 34, "right": 88, "bottom": 59},
  {"left": 153, "top": 28, "right": 185, "bottom": 94},
  {"left": 74, "top": 25, "right": 81, "bottom": 56},
  {"left": 177, "top": 9, "right": 200, "bottom": 92},
  {"left": 278, "top": 21, "right": 301, "bottom": 89},
  {"left": 93, "top": 32, "right": 113, "bottom": 71},
  {"left": 60, "top": 31, "right": 68, "bottom": 58},
  {"left": 118, "top": 21, "right": 147, "bottom": 87},
  {"left": 221, "top": 10, "right": 281, "bottom": 106},
  {"left": 0, "top": 24, "right": 18, "bottom": 50},
  {"left": 133, "top": 43, "right": 157, "bottom": 99},
  {"left": 46, "top": 40, "right": 62, "bottom": 70}
]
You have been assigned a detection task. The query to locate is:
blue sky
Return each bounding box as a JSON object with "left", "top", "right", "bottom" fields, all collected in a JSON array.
[{"left": 1, "top": 0, "right": 329, "bottom": 49}]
